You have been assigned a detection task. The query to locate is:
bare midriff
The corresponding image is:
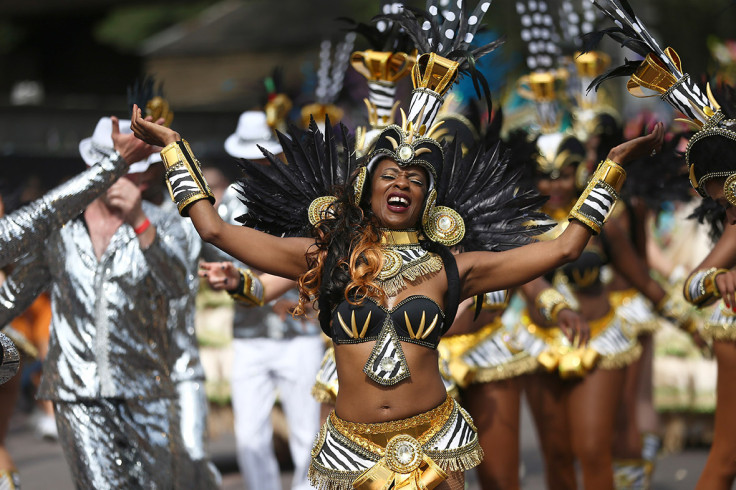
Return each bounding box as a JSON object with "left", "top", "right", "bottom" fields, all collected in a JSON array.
[{"left": 333, "top": 341, "right": 448, "bottom": 423}]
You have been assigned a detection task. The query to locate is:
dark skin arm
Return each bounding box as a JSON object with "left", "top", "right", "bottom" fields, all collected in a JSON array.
[
  {"left": 605, "top": 220, "right": 665, "bottom": 306},
  {"left": 130, "top": 104, "right": 313, "bottom": 279},
  {"left": 456, "top": 123, "right": 664, "bottom": 300}
]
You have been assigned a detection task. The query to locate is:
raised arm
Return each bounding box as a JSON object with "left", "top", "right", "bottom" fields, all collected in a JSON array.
[
  {"left": 130, "top": 104, "right": 312, "bottom": 279},
  {"left": 457, "top": 122, "right": 665, "bottom": 300},
  {"left": 0, "top": 117, "right": 154, "bottom": 268}
]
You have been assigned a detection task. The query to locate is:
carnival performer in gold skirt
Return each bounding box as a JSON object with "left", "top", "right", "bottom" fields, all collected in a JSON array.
[{"left": 130, "top": 2, "right": 664, "bottom": 487}]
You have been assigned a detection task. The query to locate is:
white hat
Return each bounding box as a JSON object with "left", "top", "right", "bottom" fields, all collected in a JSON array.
[
  {"left": 224, "top": 111, "right": 283, "bottom": 159},
  {"left": 79, "top": 117, "right": 154, "bottom": 174}
]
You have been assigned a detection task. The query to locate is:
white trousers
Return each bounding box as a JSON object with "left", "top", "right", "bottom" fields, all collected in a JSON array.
[{"left": 231, "top": 336, "right": 323, "bottom": 490}]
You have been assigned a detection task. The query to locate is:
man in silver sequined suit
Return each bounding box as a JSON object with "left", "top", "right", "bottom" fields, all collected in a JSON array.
[
  {"left": 0, "top": 135, "right": 190, "bottom": 489},
  {"left": 0, "top": 118, "right": 145, "bottom": 270}
]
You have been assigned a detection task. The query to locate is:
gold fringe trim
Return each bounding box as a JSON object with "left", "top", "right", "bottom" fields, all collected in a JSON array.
[
  {"left": 311, "top": 383, "right": 337, "bottom": 405},
  {"left": 598, "top": 343, "right": 643, "bottom": 370},
  {"left": 472, "top": 355, "right": 539, "bottom": 384},
  {"left": 427, "top": 440, "right": 484, "bottom": 472},
  {"left": 308, "top": 467, "right": 357, "bottom": 490},
  {"left": 702, "top": 323, "right": 736, "bottom": 341},
  {"left": 378, "top": 253, "right": 443, "bottom": 297}
]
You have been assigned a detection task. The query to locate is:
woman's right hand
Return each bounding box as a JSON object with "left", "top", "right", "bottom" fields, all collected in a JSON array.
[
  {"left": 130, "top": 103, "right": 180, "bottom": 147},
  {"left": 558, "top": 308, "right": 590, "bottom": 347},
  {"left": 716, "top": 268, "right": 736, "bottom": 312},
  {"left": 199, "top": 261, "right": 240, "bottom": 291},
  {"left": 606, "top": 121, "right": 665, "bottom": 166}
]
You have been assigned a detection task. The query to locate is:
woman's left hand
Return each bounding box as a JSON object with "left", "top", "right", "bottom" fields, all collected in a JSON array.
[{"left": 606, "top": 121, "right": 665, "bottom": 166}]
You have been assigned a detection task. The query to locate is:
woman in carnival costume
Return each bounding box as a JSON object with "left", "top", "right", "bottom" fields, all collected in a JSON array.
[
  {"left": 503, "top": 3, "right": 689, "bottom": 487},
  {"left": 131, "top": 1, "right": 663, "bottom": 487},
  {"left": 586, "top": 1, "right": 736, "bottom": 487}
]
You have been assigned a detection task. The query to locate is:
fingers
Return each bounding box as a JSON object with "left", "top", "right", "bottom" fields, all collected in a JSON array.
[
  {"left": 111, "top": 116, "right": 120, "bottom": 138},
  {"left": 719, "top": 271, "right": 736, "bottom": 312}
]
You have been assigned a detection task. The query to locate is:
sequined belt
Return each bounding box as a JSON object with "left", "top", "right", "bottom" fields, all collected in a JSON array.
[{"left": 309, "top": 394, "right": 482, "bottom": 490}]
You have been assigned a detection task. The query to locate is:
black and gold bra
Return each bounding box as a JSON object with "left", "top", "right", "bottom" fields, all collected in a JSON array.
[{"left": 321, "top": 245, "right": 460, "bottom": 386}]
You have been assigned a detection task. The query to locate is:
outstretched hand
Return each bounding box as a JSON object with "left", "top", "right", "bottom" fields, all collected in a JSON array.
[
  {"left": 606, "top": 121, "right": 665, "bottom": 166},
  {"left": 130, "top": 103, "right": 180, "bottom": 148},
  {"left": 111, "top": 116, "right": 158, "bottom": 166},
  {"left": 199, "top": 261, "right": 240, "bottom": 291}
]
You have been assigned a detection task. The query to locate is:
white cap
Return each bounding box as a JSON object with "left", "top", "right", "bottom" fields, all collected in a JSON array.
[
  {"left": 224, "top": 111, "right": 283, "bottom": 159},
  {"left": 79, "top": 117, "right": 154, "bottom": 174}
]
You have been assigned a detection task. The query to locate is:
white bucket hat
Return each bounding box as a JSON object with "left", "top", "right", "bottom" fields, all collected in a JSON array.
[
  {"left": 224, "top": 111, "right": 283, "bottom": 159},
  {"left": 79, "top": 117, "right": 154, "bottom": 174}
]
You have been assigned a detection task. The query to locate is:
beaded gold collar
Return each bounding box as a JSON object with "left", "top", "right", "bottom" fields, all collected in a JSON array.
[{"left": 377, "top": 229, "right": 442, "bottom": 297}]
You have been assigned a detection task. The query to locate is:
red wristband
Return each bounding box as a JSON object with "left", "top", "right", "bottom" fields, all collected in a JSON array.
[{"left": 133, "top": 218, "right": 151, "bottom": 235}]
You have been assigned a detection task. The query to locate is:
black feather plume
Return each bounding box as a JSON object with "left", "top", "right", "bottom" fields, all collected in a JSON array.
[
  {"left": 235, "top": 116, "right": 355, "bottom": 237},
  {"left": 435, "top": 137, "right": 553, "bottom": 252}
]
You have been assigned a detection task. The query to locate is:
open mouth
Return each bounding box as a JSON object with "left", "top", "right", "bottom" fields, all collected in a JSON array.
[{"left": 386, "top": 192, "right": 411, "bottom": 213}]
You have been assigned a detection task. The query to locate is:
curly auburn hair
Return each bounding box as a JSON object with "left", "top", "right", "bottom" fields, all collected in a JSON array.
[{"left": 292, "top": 168, "right": 388, "bottom": 324}]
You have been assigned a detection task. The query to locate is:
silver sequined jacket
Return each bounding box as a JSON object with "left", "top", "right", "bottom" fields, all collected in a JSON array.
[
  {"left": 157, "top": 198, "right": 206, "bottom": 383},
  {"left": 0, "top": 153, "right": 127, "bottom": 268},
  {"left": 0, "top": 201, "right": 188, "bottom": 401}
]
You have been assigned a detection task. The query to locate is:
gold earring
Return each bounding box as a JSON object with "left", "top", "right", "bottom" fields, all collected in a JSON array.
[
  {"left": 725, "top": 174, "right": 736, "bottom": 208},
  {"left": 422, "top": 189, "right": 465, "bottom": 246},
  {"left": 353, "top": 166, "right": 367, "bottom": 204}
]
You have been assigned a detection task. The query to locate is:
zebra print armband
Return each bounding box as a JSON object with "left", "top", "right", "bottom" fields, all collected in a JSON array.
[
  {"left": 476, "top": 290, "right": 510, "bottom": 312},
  {"left": 568, "top": 159, "right": 626, "bottom": 234},
  {"left": 536, "top": 288, "right": 575, "bottom": 324},
  {"left": 683, "top": 267, "right": 728, "bottom": 308},
  {"left": 160, "top": 140, "right": 215, "bottom": 216},
  {"left": 228, "top": 268, "right": 265, "bottom": 307}
]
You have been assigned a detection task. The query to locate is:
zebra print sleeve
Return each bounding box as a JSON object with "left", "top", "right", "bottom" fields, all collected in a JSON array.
[
  {"left": 569, "top": 159, "right": 626, "bottom": 234},
  {"left": 160, "top": 140, "right": 215, "bottom": 217}
]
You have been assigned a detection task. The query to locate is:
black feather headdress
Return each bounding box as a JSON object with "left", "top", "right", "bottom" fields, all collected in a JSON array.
[
  {"left": 235, "top": 117, "right": 355, "bottom": 237},
  {"left": 436, "top": 138, "right": 553, "bottom": 252},
  {"left": 376, "top": 0, "right": 504, "bottom": 117},
  {"left": 583, "top": 0, "right": 736, "bottom": 204}
]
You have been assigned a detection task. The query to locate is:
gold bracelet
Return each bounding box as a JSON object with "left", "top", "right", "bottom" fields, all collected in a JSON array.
[
  {"left": 228, "top": 268, "right": 265, "bottom": 307},
  {"left": 535, "top": 288, "right": 574, "bottom": 324},
  {"left": 568, "top": 159, "right": 626, "bottom": 234},
  {"left": 683, "top": 267, "right": 728, "bottom": 307},
  {"left": 160, "top": 139, "right": 215, "bottom": 216}
]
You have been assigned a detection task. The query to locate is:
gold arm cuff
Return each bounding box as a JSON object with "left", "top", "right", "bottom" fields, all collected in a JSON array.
[
  {"left": 535, "top": 288, "right": 574, "bottom": 324},
  {"left": 594, "top": 159, "right": 627, "bottom": 193},
  {"left": 568, "top": 159, "right": 625, "bottom": 234},
  {"left": 228, "top": 268, "right": 265, "bottom": 306},
  {"left": 683, "top": 267, "right": 728, "bottom": 307},
  {"left": 160, "top": 139, "right": 215, "bottom": 216}
]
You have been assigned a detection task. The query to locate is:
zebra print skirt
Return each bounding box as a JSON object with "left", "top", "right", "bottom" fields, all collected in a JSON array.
[
  {"left": 704, "top": 301, "right": 736, "bottom": 341},
  {"left": 609, "top": 288, "right": 660, "bottom": 336},
  {"left": 514, "top": 308, "right": 641, "bottom": 378},
  {"left": 438, "top": 318, "right": 537, "bottom": 388},
  {"left": 308, "top": 395, "right": 483, "bottom": 490}
]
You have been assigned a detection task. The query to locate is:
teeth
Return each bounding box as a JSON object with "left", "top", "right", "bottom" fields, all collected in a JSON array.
[{"left": 388, "top": 197, "right": 409, "bottom": 206}]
